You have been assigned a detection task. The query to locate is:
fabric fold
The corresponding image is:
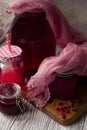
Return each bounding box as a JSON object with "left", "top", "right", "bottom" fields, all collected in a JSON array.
[{"left": 9, "top": 0, "right": 87, "bottom": 107}]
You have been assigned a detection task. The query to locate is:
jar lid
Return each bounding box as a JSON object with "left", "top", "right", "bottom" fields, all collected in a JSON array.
[
  {"left": 57, "top": 72, "right": 75, "bottom": 77},
  {"left": 0, "top": 83, "right": 21, "bottom": 105},
  {"left": 0, "top": 45, "right": 22, "bottom": 62}
]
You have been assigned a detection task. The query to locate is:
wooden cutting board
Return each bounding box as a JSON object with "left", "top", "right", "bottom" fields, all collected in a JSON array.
[{"left": 41, "top": 85, "right": 87, "bottom": 126}]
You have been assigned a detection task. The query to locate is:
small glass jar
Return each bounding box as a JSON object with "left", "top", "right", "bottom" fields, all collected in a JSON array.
[
  {"left": 49, "top": 73, "right": 77, "bottom": 99},
  {"left": 0, "top": 83, "right": 25, "bottom": 115},
  {"left": 0, "top": 45, "right": 24, "bottom": 87}
]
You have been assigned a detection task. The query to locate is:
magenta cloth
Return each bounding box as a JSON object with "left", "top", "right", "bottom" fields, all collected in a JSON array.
[
  {"left": 9, "top": 0, "right": 85, "bottom": 48},
  {"left": 9, "top": 0, "right": 87, "bottom": 107}
]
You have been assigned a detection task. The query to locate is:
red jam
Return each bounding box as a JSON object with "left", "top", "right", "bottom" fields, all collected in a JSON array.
[
  {"left": 49, "top": 73, "right": 77, "bottom": 99},
  {"left": 10, "top": 10, "right": 56, "bottom": 78},
  {"left": 0, "top": 83, "right": 24, "bottom": 115}
]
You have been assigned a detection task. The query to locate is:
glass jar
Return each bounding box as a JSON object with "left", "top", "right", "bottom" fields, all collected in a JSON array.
[
  {"left": 0, "top": 83, "right": 25, "bottom": 115},
  {"left": 10, "top": 10, "right": 56, "bottom": 78},
  {"left": 0, "top": 45, "right": 24, "bottom": 87},
  {"left": 49, "top": 73, "right": 77, "bottom": 99},
  {"left": 77, "top": 75, "right": 87, "bottom": 86}
]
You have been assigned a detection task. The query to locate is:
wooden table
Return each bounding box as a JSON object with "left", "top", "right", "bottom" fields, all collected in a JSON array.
[
  {"left": 0, "top": 0, "right": 87, "bottom": 129},
  {"left": 0, "top": 102, "right": 87, "bottom": 130}
]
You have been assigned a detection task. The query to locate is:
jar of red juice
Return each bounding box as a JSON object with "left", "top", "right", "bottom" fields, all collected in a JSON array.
[
  {"left": 0, "top": 83, "right": 25, "bottom": 115},
  {"left": 0, "top": 45, "right": 24, "bottom": 87},
  {"left": 10, "top": 10, "right": 56, "bottom": 78},
  {"left": 49, "top": 73, "right": 77, "bottom": 99}
]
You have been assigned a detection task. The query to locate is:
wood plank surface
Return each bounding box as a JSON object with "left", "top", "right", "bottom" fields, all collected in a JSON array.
[
  {"left": 0, "top": 101, "right": 87, "bottom": 130},
  {"left": 0, "top": 0, "right": 87, "bottom": 130},
  {"left": 41, "top": 85, "right": 87, "bottom": 126},
  {"left": 0, "top": 83, "right": 87, "bottom": 130}
]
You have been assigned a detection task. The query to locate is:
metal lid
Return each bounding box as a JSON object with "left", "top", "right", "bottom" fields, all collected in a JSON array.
[
  {"left": 0, "top": 45, "right": 22, "bottom": 62},
  {"left": 57, "top": 72, "right": 75, "bottom": 77}
]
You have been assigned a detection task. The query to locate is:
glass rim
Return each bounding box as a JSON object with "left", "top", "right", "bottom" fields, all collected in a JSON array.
[
  {"left": 0, "top": 83, "right": 21, "bottom": 100},
  {"left": 56, "top": 72, "right": 75, "bottom": 77},
  {"left": 0, "top": 54, "right": 23, "bottom": 63}
]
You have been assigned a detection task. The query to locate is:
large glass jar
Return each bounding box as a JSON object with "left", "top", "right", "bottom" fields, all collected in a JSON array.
[
  {"left": 10, "top": 10, "right": 56, "bottom": 78},
  {"left": 0, "top": 45, "right": 24, "bottom": 87}
]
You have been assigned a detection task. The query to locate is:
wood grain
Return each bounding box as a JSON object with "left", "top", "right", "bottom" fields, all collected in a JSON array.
[
  {"left": 41, "top": 85, "right": 87, "bottom": 126},
  {"left": 0, "top": 0, "right": 87, "bottom": 130},
  {"left": 0, "top": 102, "right": 86, "bottom": 130},
  {"left": 41, "top": 98, "right": 87, "bottom": 126}
]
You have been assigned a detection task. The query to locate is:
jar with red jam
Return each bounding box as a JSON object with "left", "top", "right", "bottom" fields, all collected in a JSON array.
[
  {"left": 0, "top": 45, "right": 24, "bottom": 87},
  {"left": 49, "top": 73, "right": 77, "bottom": 99},
  {"left": 10, "top": 10, "right": 56, "bottom": 78},
  {"left": 0, "top": 83, "right": 25, "bottom": 115}
]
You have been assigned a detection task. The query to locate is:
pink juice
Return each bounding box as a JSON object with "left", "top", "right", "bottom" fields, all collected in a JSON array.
[
  {"left": 0, "top": 83, "right": 24, "bottom": 115},
  {"left": 1, "top": 65, "right": 24, "bottom": 86},
  {"left": 10, "top": 11, "right": 56, "bottom": 78},
  {"left": 0, "top": 45, "right": 24, "bottom": 87}
]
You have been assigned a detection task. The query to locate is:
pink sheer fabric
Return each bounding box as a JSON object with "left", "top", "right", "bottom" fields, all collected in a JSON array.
[
  {"left": 9, "top": 0, "right": 85, "bottom": 48},
  {"left": 9, "top": 0, "right": 87, "bottom": 107}
]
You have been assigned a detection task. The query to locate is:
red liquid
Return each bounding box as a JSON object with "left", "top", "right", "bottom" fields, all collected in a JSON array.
[
  {"left": 0, "top": 101, "right": 21, "bottom": 115},
  {"left": 0, "top": 83, "right": 23, "bottom": 115},
  {"left": 0, "top": 45, "right": 24, "bottom": 87},
  {"left": 1, "top": 62, "right": 24, "bottom": 86},
  {"left": 10, "top": 11, "right": 56, "bottom": 78}
]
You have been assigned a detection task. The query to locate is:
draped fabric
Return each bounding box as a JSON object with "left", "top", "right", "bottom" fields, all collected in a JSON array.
[{"left": 9, "top": 0, "right": 87, "bottom": 107}]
